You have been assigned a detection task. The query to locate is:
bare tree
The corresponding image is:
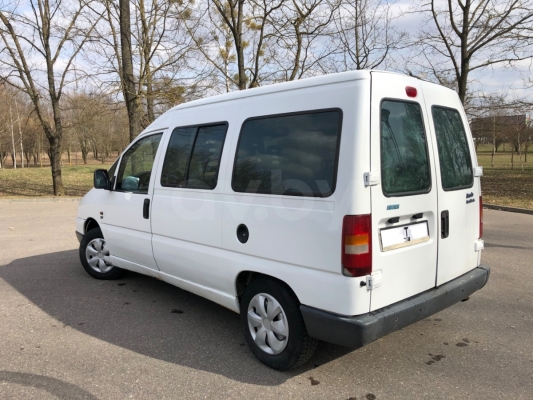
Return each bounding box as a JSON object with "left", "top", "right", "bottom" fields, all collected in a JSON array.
[
  {"left": 0, "top": 0, "right": 97, "bottom": 195},
  {"left": 271, "top": 0, "right": 340, "bottom": 82},
  {"left": 333, "top": 0, "right": 406, "bottom": 71},
  {"left": 193, "top": 0, "right": 339, "bottom": 90},
  {"left": 201, "top": 0, "right": 280, "bottom": 90},
  {"left": 415, "top": 0, "right": 533, "bottom": 104},
  {"left": 89, "top": 0, "right": 204, "bottom": 141}
]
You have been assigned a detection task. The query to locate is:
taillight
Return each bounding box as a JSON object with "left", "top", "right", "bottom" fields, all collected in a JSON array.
[
  {"left": 479, "top": 196, "right": 483, "bottom": 238},
  {"left": 342, "top": 214, "right": 372, "bottom": 277}
]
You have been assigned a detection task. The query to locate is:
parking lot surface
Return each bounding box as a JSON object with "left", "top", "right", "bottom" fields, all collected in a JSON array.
[{"left": 0, "top": 200, "right": 532, "bottom": 399}]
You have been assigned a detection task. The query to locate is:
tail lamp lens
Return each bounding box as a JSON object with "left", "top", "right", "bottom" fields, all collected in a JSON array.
[
  {"left": 342, "top": 214, "right": 372, "bottom": 277},
  {"left": 406, "top": 86, "right": 417, "bottom": 97}
]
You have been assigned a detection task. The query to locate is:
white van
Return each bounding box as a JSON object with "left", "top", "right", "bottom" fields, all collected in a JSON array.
[{"left": 76, "top": 70, "right": 490, "bottom": 370}]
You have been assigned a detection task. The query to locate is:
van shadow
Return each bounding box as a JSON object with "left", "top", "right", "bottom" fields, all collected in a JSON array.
[{"left": 0, "top": 250, "right": 352, "bottom": 385}]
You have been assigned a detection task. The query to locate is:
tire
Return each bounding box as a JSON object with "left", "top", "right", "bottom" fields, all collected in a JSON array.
[
  {"left": 241, "top": 277, "right": 318, "bottom": 370},
  {"left": 79, "top": 228, "right": 123, "bottom": 280}
]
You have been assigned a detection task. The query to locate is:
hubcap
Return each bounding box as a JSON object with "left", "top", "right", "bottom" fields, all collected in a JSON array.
[
  {"left": 85, "top": 238, "right": 113, "bottom": 274},
  {"left": 247, "top": 293, "right": 289, "bottom": 355}
]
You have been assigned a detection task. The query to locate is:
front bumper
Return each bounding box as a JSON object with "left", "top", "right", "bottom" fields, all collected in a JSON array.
[
  {"left": 76, "top": 231, "right": 83, "bottom": 243},
  {"left": 301, "top": 265, "right": 490, "bottom": 348}
]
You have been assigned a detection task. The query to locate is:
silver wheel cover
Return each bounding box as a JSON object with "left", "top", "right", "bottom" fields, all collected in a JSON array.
[
  {"left": 247, "top": 293, "right": 289, "bottom": 355},
  {"left": 85, "top": 238, "right": 113, "bottom": 274}
]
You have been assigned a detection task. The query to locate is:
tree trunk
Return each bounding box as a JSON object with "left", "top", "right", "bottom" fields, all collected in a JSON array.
[
  {"left": 235, "top": 1, "right": 246, "bottom": 90},
  {"left": 120, "top": 0, "right": 142, "bottom": 142},
  {"left": 49, "top": 137, "right": 65, "bottom": 196},
  {"left": 9, "top": 103, "right": 17, "bottom": 169},
  {"left": 491, "top": 118, "right": 496, "bottom": 167},
  {"left": 15, "top": 98, "right": 24, "bottom": 168}
]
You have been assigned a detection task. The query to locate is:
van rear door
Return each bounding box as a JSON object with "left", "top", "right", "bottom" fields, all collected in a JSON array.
[
  {"left": 369, "top": 72, "right": 439, "bottom": 311},
  {"left": 421, "top": 84, "right": 481, "bottom": 285}
]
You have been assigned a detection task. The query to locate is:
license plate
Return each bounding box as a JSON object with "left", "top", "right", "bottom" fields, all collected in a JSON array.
[{"left": 380, "top": 221, "right": 430, "bottom": 252}]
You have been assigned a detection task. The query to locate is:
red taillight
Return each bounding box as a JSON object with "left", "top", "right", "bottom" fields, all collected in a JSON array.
[
  {"left": 479, "top": 196, "right": 483, "bottom": 238},
  {"left": 406, "top": 86, "right": 417, "bottom": 97},
  {"left": 342, "top": 214, "right": 372, "bottom": 277}
]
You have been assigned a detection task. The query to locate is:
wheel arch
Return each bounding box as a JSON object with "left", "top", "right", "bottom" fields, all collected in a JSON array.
[
  {"left": 84, "top": 218, "right": 100, "bottom": 234},
  {"left": 235, "top": 271, "right": 300, "bottom": 306}
]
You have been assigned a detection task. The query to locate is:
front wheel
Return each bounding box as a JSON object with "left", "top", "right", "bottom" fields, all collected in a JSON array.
[
  {"left": 241, "top": 277, "right": 318, "bottom": 370},
  {"left": 79, "top": 228, "right": 123, "bottom": 280}
]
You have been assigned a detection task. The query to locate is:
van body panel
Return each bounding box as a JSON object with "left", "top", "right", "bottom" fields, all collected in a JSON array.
[
  {"left": 369, "top": 72, "right": 439, "bottom": 312},
  {"left": 151, "top": 101, "right": 242, "bottom": 283},
  {"left": 222, "top": 79, "right": 369, "bottom": 271},
  {"left": 151, "top": 232, "right": 370, "bottom": 315},
  {"left": 420, "top": 82, "right": 482, "bottom": 286}
]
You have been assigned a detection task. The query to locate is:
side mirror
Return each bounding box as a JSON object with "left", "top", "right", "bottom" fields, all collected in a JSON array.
[{"left": 94, "top": 169, "right": 111, "bottom": 190}]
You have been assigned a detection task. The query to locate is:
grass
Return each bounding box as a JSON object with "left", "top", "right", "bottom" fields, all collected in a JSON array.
[
  {"left": 0, "top": 165, "right": 110, "bottom": 197},
  {"left": 476, "top": 144, "right": 533, "bottom": 209},
  {"left": 0, "top": 144, "right": 532, "bottom": 209}
]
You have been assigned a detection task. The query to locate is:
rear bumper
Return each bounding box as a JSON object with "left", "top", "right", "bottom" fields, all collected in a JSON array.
[
  {"left": 301, "top": 265, "right": 490, "bottom": 348},
  {"left": 76, "top": 231, "right": 84, "bottom": 243}
]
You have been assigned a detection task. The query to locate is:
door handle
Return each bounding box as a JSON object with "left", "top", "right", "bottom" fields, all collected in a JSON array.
[
  {"left": 143, "top": 199, "right": 150, "bottom": 219},
  {"left": 441, "top": 210, "right": 449, "bottom": 238}
]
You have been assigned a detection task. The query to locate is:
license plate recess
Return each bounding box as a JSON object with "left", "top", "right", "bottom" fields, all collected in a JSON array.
[{"left": 380, "top": 221, "right": 430, "bottom": 252}]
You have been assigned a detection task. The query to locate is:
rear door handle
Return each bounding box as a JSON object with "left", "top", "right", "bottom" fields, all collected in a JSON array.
[
  {"left": 441, "top": 210, "right": 449, "bottom": 238},
  {"left": 143, "top": 199, "right": 150, "bottom": 219}
]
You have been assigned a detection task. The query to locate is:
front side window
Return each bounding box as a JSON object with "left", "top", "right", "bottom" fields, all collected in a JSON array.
[
  {"left": 116, "top": 134, "right": 163, "bottom": 193},
  {"left": 381, "top": 100, "right": 431, "bottom": 196},
  {"left": 160, "top": 123, "right": 228, "bottom": 190},
  {"left": 232, "top": 110, "right": 342, "bottom": 197},
  {"left": 432, "top": 107, "right": 473, "bottom": 190}
]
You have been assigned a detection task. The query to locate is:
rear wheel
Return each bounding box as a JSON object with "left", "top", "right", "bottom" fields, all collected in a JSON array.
[
  {"left": 241, "top": 277, "right": 318, "bottom": 370},
  {"left": 79, "top": 228, "right": 123, "bottom": 280}
]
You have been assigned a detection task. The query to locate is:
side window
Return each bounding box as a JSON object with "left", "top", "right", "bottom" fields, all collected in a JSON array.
[
  {"left": 160, "top": 123, "right": 228, "bottom": 190},
  {"left": 431, "top": 107, "right": 473, "bottom": 190},
  {"left": 232, "top": 110, "right": 341, "bottom": 197},
  {"left": 115, "top": 134, "right": 162, "bottom": 194},
  {"left": 381, "top": 100, "right": 431, "bottom": 196}
]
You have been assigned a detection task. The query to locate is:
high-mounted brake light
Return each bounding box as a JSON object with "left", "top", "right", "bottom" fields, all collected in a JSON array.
[
  {"left": 406, "top": 86, "right": 417, "bottom": 98},
  {"left": 479, "top": 196, "right": 483, "bottom": 239},
  {"left": 342, "top": 215, "right": 372, "bottom": 277}
]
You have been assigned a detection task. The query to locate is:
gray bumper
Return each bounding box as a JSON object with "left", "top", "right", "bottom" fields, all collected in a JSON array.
[
  {"left": 301, "top": 265, "right": 490, "bottom": 348},
  {"left": 76, "top": 231, "right": 84, "bottom": 243}
]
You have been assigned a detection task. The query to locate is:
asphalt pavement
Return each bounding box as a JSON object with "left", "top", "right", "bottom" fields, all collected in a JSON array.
[{"left": 0, "top": 200, "right": 531, "bottom": 399}]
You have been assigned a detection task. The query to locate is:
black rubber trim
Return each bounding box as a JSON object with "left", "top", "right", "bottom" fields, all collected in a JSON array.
[
  {"left": 301, "top": 265, "right": 490, "bottom": 348},
  {"left": 76, "top": 231, "right": 84, "bottom": 243}
]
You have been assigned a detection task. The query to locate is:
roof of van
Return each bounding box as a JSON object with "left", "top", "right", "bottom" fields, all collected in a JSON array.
[
  {"left": 168, "top": 70, "right": 378, "bottom": 112},
  {"left": 141, "top": 69, "right": 444, "bottom": 135}
]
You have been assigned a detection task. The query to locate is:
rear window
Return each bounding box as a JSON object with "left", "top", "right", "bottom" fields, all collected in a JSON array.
[
  {"left": 380, "top": 100, "right": 431, "bottom": 196},
  {"left": 431, "top": 107, "right": 473, "bottom": 190},
  {"left": 232, "top": 110, "right": 342, "bottom": 197}
]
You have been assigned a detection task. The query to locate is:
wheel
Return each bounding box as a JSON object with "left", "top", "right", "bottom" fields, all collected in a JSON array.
[
  {"left": 79, "top": 228, "right": 123, "bottom": 280},
  {"left": 241, "top": 277, "right": 318, "bottom": 370}
]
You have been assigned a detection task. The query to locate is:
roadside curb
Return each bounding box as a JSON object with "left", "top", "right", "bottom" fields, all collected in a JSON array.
[
  {"left": 0, "top": 197, "right": 81, "bottom": 203},
  {"left": 484, "top": 204, "right": 533, "bottom": 215}
]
